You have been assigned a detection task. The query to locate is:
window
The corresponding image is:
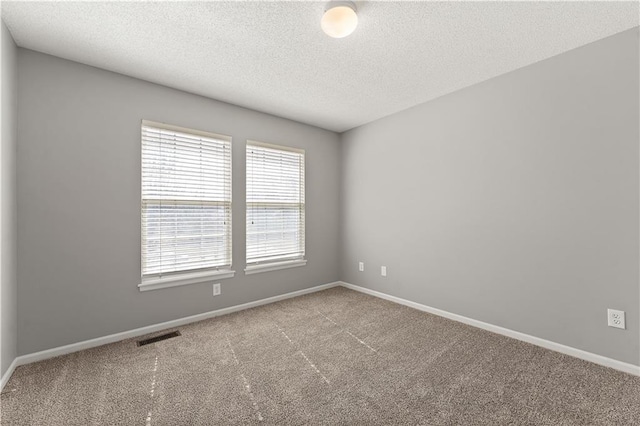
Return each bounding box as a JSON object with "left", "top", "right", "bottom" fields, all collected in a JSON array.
[
  {"left": 140, "top": 120, "right": 233, "bottom": 291},
  {"left": 246, "top": 141, "right": 306, "bottom": 274}
]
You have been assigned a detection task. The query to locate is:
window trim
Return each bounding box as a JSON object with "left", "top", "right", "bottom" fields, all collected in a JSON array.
[
  {"left": 142, "top": 119, "right": 232, "bottom": 143},
  {"left": 139, "top": 269, "right": 236, "bottom": 292},
  {"left": 244, "top": 259, "right": 307, "bottom": 275},
  {"left": 246, "top": 139, "right": 305, "bottom": 155},
  {"left": 140, "top": 120, "right": 233, "bottom": 290},
  {"left": 245, "top": 140, "right": 306, "bottom": 272}
]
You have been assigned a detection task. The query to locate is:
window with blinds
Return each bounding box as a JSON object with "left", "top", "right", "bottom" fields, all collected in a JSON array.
[
  {"left": 141, "top": 120, "right": 232, "bottom": 279},
  {"left": 246, "top": 141, "right": 305, "bottom": 267}
]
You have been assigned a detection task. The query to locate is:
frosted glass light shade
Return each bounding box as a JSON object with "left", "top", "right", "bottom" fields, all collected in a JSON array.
[{"left": 321, "top": 3, "right": 358, "bottom": 38}]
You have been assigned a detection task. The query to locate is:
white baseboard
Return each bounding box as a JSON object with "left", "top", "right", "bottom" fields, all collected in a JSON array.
[
  {"left": 7, "top": 281, "right": 340, "bottom": 380},
  {"left": 339, "top": 282, "right": 640, "bottom": 377},
  {"left": 3, "top": 279, "right": 637, "bottom": 392},
  {"left": 0, "top": 357, "right": 19, "bottom": 392}
]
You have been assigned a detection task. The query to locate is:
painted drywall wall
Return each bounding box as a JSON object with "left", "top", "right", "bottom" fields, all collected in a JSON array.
[
  {"left": 17, "top": 49, "right": 340, "bottom": 355},
  {"left": 1, "top": 21, "right": 18, "bottom": 377},
  {"left": 340, "top": 28, "right": 640, "bottom": 365}
]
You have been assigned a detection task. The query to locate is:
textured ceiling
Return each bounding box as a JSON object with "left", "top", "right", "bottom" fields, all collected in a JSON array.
[{"left": 2, "top": 1, "right": 638, "bottom": 132}]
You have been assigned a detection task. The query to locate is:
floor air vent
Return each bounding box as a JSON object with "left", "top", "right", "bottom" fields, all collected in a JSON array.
[{"left": 137, "top": 331, "right": 181, "bottom": 346}]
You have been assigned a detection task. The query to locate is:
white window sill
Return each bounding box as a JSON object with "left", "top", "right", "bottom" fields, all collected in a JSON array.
[
  {"left": 244, "top": 259, "right": 307, "bottom": 275},
  {"left": 139, "top": 269, "right": 235, "bottom": 292}
]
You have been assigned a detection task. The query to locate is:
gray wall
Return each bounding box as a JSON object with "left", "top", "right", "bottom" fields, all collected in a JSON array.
[
  {"left": 340, "top": 28, "right": 640, "bottom": 365},
  {"left": 1, "top": 21, "right": 18, "bottom": 377},
  {"left": 13, "top": 27, "right": 640, "bottom": 367},
  {"left": 17, "top": 49, "right": 340, "bottom": 355}
]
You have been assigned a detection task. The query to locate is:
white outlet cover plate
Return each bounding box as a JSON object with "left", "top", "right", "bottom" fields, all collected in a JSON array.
[
  {"left": 381, "top": 266, "right": 387, "bottom": 277},
  {"left": 359, "top": 262, "right": 364, "bottom": 272},
  {"left": 607, "top": 309, "right": 625, "bottom": 329},
  {"left": 213, "top": 283, "right": 221, "bottom": 296}
]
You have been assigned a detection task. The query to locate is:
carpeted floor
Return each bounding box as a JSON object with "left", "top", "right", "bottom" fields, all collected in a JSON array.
[{"left": 2, "top": 286, "right": 640, "bottom": 425}]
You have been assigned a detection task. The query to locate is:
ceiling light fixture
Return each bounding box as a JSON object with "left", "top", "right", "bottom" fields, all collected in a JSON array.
[{"left": 321, "top": 1, "right": 358, "bottom": 39}]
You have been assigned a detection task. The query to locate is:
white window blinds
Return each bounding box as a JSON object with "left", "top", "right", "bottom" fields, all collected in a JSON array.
[
  {"left": 246, "top": 141, "right": 305, "bottom": 266},
  {"left": 141, "top": 120, "right": 232, "bottom": 278}
]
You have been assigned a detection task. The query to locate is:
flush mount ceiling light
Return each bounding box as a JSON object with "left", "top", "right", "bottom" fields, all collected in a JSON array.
[{"left": 321, "top": 1, "right": 358, "bottom": 38}]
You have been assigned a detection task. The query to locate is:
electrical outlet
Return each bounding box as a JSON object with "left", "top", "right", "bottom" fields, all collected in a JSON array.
[
  {"left": 607, "top": 309, "right": 625, "bottom": 329},
  {"left": 359, "top": 262, "right": 364, "bottom": 272},
  {"left": 381, "top": 266, "right": 387, "bottom": 277},
  {"left": 213, "top": 283, "right": 221, "bottom": 296}
]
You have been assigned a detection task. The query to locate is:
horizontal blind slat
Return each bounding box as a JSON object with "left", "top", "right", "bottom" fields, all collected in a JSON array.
[
  {"left": 246, "top": 142, "right": 305, "bottom": 265},
  {"left": 142, "top": 123, "right": 232, "bottom": 277}
]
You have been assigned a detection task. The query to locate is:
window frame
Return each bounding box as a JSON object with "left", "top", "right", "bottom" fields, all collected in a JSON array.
[
  {"left": 245, "top": 140, "right": 306, "bottom": 275},
  {"left": 139, "top": 120, "right": 235, "bottom": 292}
]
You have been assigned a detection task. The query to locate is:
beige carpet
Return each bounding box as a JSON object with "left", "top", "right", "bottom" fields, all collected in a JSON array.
[{"left": 2, "top": 286, "right": 640, "bottom": 425}]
